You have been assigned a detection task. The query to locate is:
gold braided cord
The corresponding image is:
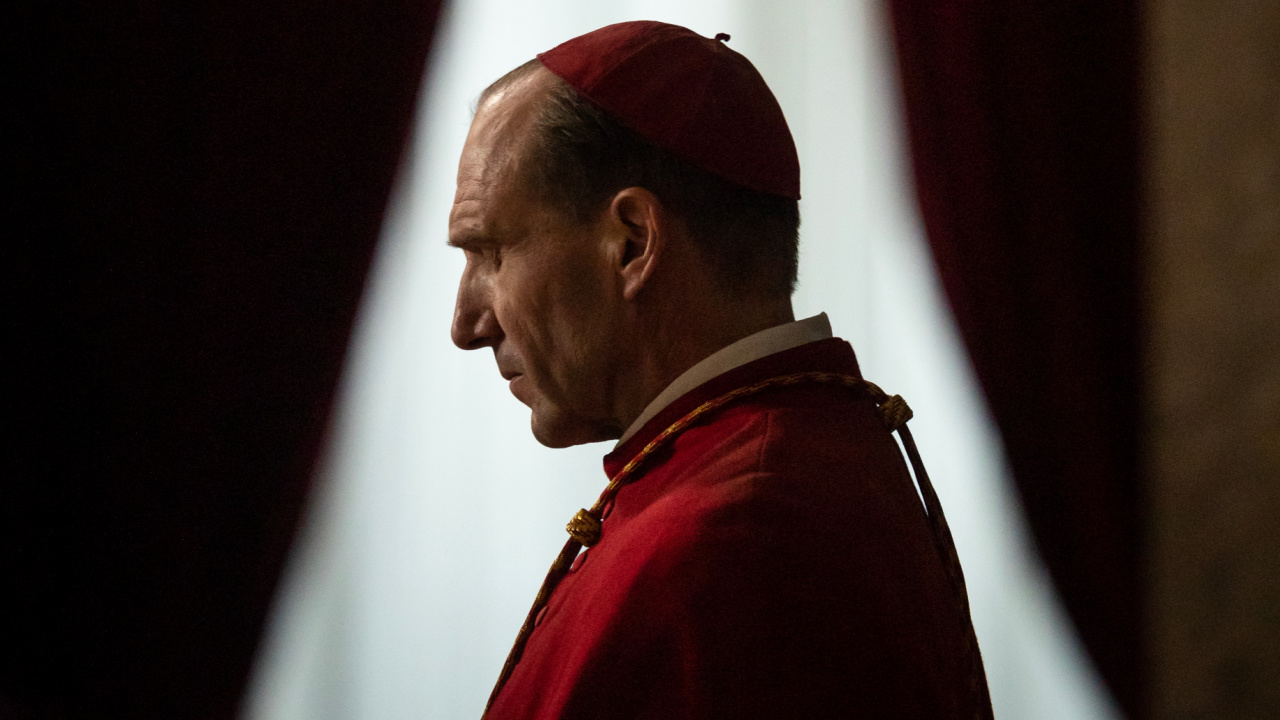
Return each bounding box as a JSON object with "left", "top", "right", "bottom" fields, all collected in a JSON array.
[
  {"left": 877, "top": 394, "right": 914, "bottom": 431},
  {"left": 484, "top": 372, "right": 873, "bottom": 715},
  {"left": 565, "top": 508, "right": 602, "bottom": 547},
  {"left": 484, "top": 371, "right": 991, "bottom": 718},
  {"left": 590, "top": 371, "right": 872, "bottom": 543},
  {"left": 897, "top": 424, "right": 992, "bottom": 719}
]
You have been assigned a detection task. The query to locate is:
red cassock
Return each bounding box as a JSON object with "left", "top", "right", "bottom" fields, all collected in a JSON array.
[{"left": 486, "top": 338, "right": 990, "bottom": 719}]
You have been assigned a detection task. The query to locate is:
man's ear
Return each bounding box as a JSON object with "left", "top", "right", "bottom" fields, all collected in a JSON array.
[{"left": 608, "top": 187, "right": 665, "bottom": 301}]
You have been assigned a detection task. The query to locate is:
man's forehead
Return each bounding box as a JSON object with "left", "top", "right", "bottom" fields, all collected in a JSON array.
[
  {"left": 448, "top": 154, "right": 533, "bottom": 249},
  {"left": 447, "top": 163, "right": 508, "bottom": 245},
  {"left": 448, "top": 65, "right": 566, "bottom": 249},
  {"left": 470, "top": 66, "right": 555, "bottom": 148},
  {"left": 454, "top": 69, "right": 554, "bottom": 192}
]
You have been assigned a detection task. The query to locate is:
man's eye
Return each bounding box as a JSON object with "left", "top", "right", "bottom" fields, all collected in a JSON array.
[{"left": 463, "top": 246, "right": 501, "bottom": 269}]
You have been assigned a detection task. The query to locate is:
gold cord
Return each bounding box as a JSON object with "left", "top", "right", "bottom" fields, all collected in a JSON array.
[{"left": 482, "top": 372, "right": 990, "bottom": 718}]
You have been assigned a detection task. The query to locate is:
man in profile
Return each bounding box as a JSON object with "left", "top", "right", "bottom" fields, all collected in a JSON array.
[{"left": 449, "top": 20, "right": 992, "bottom": 720}]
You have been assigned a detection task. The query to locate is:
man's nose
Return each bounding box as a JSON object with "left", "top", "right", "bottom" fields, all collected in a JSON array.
[{"left": 451, "top": 279, "right": 501, "bottom": 351}]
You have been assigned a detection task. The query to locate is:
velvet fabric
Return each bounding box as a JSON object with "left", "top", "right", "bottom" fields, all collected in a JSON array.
[
  {"left": 538, "top": 21, "right": 801, "bottom": 200},
  {"left": 487, "top": 339, "right": 991, "bottom": 719},
  {"left": 7, "top": 1, "right": 442, "bottom": 716},
  {"left": 886, "top": 2, "right": 1142, "bottom": 714}
]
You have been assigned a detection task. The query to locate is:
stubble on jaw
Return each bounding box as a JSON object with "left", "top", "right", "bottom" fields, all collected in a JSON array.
[{"left": 456, "top": 71, "right": 630, "bottom": 449}]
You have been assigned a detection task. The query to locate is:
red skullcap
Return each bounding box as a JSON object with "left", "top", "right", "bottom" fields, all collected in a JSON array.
[{"left": 537, "top": 21, "right": 801, "bottom": 200}]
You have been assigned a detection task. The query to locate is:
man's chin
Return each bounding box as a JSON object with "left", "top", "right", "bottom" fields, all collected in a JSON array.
[{"left": 529, "top": 410, "right": 620, "bottom": 449}]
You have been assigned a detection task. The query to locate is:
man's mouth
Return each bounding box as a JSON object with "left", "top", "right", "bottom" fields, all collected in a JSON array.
[
  {"left": 499, "top": 371, "right": 519, "bottom": 399},
  {"left": 502, "top": 370, "right": 524, "bottom": 394}
]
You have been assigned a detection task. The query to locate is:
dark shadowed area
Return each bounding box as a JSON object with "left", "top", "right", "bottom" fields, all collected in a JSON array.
[
  {"left": 6, "top": 2, "right": 440, "bottom": 717},
  {"left": 888, "top": 0, "right": 1142, "bottom": 715}
]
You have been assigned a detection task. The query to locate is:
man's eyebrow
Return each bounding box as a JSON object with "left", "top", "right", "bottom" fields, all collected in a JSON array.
[{"left": 446, "top": 234, "right": 496, "bottom": 250}]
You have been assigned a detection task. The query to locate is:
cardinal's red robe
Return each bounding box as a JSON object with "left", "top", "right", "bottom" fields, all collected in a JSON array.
[{"left": 486, "top": 338, "right": 990, "bottom": 719}]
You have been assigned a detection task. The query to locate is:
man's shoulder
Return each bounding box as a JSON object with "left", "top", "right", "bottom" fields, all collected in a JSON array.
[
  {"left": 619, "top": 391, "right": 918, "bottom": 548},
  {"left": 655, "top": 380, "right": 908, "bottom": 499}
]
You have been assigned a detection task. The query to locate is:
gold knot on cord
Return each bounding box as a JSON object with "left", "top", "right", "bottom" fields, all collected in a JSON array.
[
  {"left": 877, "top": 394, "right": 913, "bottom": 432},
  {"left": 566, "top": 508, "right": 603, "bottom": 547},
  {"left": 485, "top": 371, "right": 930, "bottom": 715}
]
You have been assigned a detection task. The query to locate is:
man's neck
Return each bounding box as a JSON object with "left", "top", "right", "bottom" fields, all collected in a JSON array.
[
  {"left": 609, "top": 295, "right": 796, "bottom": 437},
  {"left": 615, "top": 312, "right": 832, "bottom": 446}
]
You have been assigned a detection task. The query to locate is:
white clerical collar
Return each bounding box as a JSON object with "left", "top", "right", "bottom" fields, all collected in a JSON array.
[{"left": 616, "top": 313, "right": 833, "bottom": 446}]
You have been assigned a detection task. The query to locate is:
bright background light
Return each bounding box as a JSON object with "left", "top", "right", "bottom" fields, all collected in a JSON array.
[{"left": 245, "top": 2, "right": 1119, "bottom": 718}]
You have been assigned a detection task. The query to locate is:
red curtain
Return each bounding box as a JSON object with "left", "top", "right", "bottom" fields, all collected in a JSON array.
[
  {"left": 7, "top": 3, "right": 1144, "bottom": 716},
  {"left": 6, "top": 2, "right": 441, "bottom": 717},
  {"left": 886, "top": 1, "right": 1143, "bottom": 717}
]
